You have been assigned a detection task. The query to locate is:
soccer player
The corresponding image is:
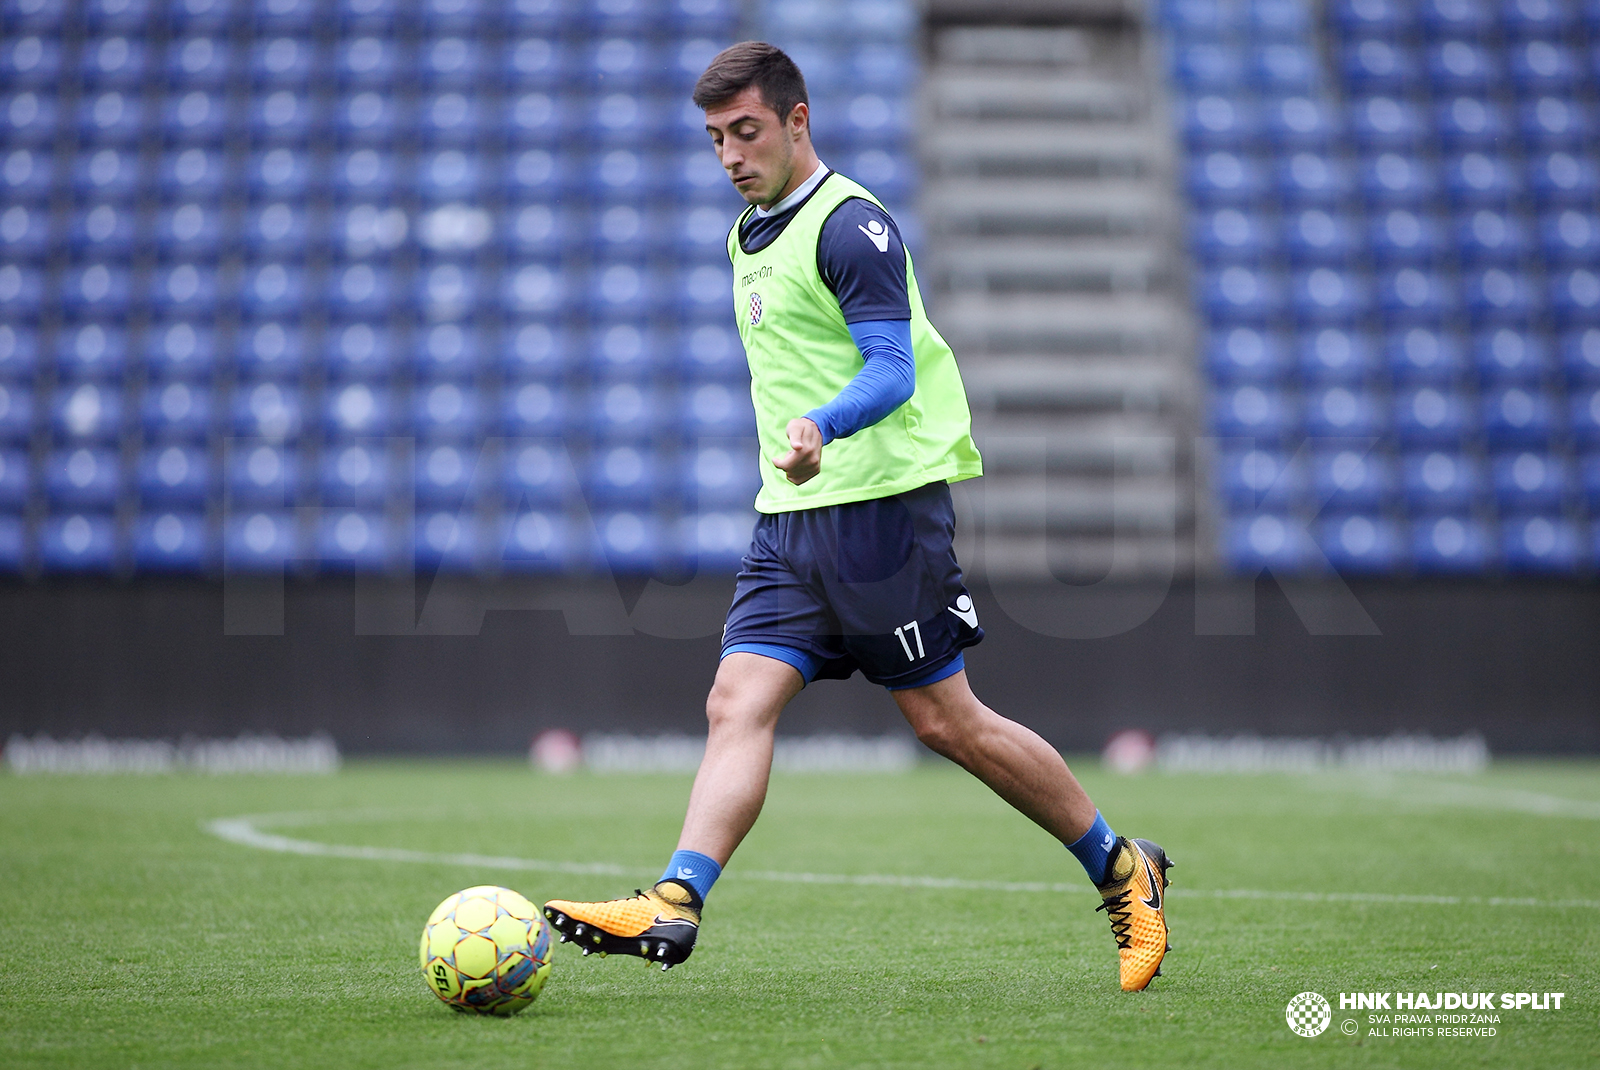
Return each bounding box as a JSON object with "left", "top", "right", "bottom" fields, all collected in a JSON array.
[{"left": 543, "top": 42, "right": 1172, "bottom": 992}]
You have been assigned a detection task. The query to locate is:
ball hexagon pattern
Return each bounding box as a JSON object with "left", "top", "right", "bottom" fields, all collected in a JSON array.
[{"left": 419, "top": 885, "right": 553, "bottom": 1016}]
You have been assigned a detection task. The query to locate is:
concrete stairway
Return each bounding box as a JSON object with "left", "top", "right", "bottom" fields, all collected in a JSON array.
[{"left": 919, "top": 18, "right": 1204, "bottom": 581}]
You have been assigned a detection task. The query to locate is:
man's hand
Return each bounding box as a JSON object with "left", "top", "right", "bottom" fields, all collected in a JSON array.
[{"left": 772, "top": 417, "right": 823, "bottom": 485}]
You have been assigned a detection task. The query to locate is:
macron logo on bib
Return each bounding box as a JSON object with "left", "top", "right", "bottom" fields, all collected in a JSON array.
[{"left": 858, "top": 218, "right": 890, "bottom": 252}]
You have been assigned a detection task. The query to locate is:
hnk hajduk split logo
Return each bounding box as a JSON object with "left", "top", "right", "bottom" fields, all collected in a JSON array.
[{"left": 1286, "top": 991, "right": 1333, "bottom": 1037}]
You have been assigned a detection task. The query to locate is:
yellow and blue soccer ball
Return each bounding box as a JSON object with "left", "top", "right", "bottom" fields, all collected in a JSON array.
[{"left": 419, "top": 885, "right": 553, "bottom": 1015}]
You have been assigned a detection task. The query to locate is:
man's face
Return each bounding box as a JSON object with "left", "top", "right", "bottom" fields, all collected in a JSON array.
[{"left": 703, "top": 85, "right": 805, "bottom": 207}]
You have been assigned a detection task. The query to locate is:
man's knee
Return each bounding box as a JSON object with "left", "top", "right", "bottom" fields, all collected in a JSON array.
[{"left": 902, "top": 699, "right": 972, "bottom": 761}]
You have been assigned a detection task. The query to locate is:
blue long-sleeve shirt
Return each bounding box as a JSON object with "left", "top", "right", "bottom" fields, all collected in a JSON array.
[{"left": 804, "top": 319, "right": 915, "bottom": 445}]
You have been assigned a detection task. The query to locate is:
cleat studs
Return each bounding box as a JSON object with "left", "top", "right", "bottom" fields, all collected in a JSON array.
[
  {"left": 574, "top": 923, "right": 585, "bottom": 937},
  {"left": 657, "top": 945, "right": 667, "bottom": 958},
  {"left": 592, "top": 932, "right": 601, "bottom": 944},
  {"left": 639, "top": 941, "right": 650, "bottom": 955},
  {"left": 555, "top": 913, "right": 567, "bottom": 925},
  {"left": 661, "top": 962, "right": 670, "bottom": 971},
  {"left": 581, "top": 947, "right": 591, "bottom": 956},
  {"left": 558, "top": 934, "right": 570, "bottom": 943}
]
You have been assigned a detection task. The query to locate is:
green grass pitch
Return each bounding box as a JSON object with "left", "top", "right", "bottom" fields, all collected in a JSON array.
[{"left": 1, "top": 758, "right": 1596, "bottom": 1070}]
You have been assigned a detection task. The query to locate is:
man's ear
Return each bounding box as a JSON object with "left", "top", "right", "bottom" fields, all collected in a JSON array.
[{"left": 788, "top": 102, "right": 809, "bottom": 140}]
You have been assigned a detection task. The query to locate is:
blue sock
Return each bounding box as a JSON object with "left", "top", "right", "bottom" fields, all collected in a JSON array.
[
  {"left": 1065, "top": 811, "right": 1119, "bottom": 885},
  {"left": 659, "top": 850, "right": 721, "bottom": 903}
]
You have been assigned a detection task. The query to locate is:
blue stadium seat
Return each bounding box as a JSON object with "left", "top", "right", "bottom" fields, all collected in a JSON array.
[
  {"left": 162, "top": 89, "right": 230, "bottom": 144},
  {"left": 1507, "top": 39, "right": 1582, "bottom": 94},
  {"left": 1215, "top": 448, "right": 1302, "bottom": 508},
  {"left": 677, "top": 510, "right": 758, "bottom": 571},
  {"left": 1456, "top": 208, "right": 1530, "bottom": 263},
  {"left": 1222, "top": 512, "right": 1311, "bottom": 572},
  {"left": 417, "top": 92, "right": 484, "bottom": 145},
  {"left": 1412, "top": 514, "right": 1492, "bottom": 571},
  {"left": 1161, "top": 0, "right": 1236, "bottom": 33},
  {"left": 253, "top": 0, "right": 318, "bottom": 31},
  {"left": 1463, "top": 267, "right": 1539, "bottom": 324},
  {"left": 72, "top": 148, "right": 142, "bottom": 200},
  {"left": 39, "top": 512, "right": 117, "bottom": 572},
  {"left": 678, "top": 263, "right": 733, "bottom": 323},
  {"left": 1304, "top": 385, "right": 1384, "bottom": 437},
  {"left": 503, "top": 264, "right": 566, "bottom": 315},
  {"left": 44, "top": 446, "right": 121, "bottom": 506},
  {"left": 1491, "top": 449, "right": 1571, "bottom": 509},
  {"left": 1502, "top": 513, "right": 1583, "bottom": 571},
  {"left": 326, "top": 263, "right": 393, "bottom": 318},
  {"left": 1349, "top": 96, "right": 1425, "bottom": 150},
  {"left": 682, "top": 381, "right": 756, "bottom": 438},
  {"left": 336, "top": 36, "right": 397, "bottom": 86},
  {"left": 241, "top": 202, "right": 308, "bottom": 256},
  {"left": 1180, "top": 96, "right": 1257, "bottom": 150},
  {"left": 1387, "top": 327, "right": 1465, "bottom": 380},
  {"left": 50, "top": 379, "right": 124, "bottom": 441},
  {"left": 1541, "top": 209, "right": 1600, "bottom": 264},
  {"left": 499, "top": 322, "right": 570, "bottom": 379},
  {"left": 1444, "top": 152, "right": 1521, "bottom": 207},
  {"left": 0, "top": 447, "right": 30, "bottom": 507},
  {"left": 68, "top": 204, "right": 137, "bottom": 258},
  {"left": 1481, "top": 384, "right": 1555, "bottom": 445},
  {"left": 158, "top": 147, "right": 229, "bottom": 201},
  {"left": 0, "top": 263, "right": 44, "bottom": 321},
  {"left": 684, "top": 444, "right": 760, "bottom": 507},
  {"left": 596, "top": 510, "right": 666, "bottom": 573},
  {"left": 336, "top": 0, "right": 402, "bottom": 30},
  {"left": 1419, "top": 0, "right": 1494, "bottom": 34},
  {"left": 320, "top": 443, "right": 391, "bottom": 504},
  {"left": 502, "top": 201, "right": 559, "bottom": 258},
  {"left": 1436, "top": 96, "right": 1509, "bottom": 148},
  {"left": 1426, "top": 40, "right": 1502, "bottom": 92},
  {"left": 1501, "top": 0, "right": 1576, "bottom": 36},
  {"left": 61, "top": 263, "right": 133, "bottom": 317},
  {"left": 499, "top": 509, "right": 577, "bottom": 572},
  {"left": 1518, "top": 96, "right": 1592, "bottom": 148},
  {"left": 0, "top": 382, "right": 34, "bottom": 443},
  {"left": 582, "top": 37, "right": 666, "bottom": 89},
  {"left": 587, "top": 263, "right": 666, "bottom": 319},
  {"left": 1561, "top": 327, "right": 1600, "bottom": 382},
  {"left": 1402, "top": 449, "right": 1482, "bottom": 509},
  {"left": 1200, "top": 266, "right": 1284, "bottom": 322},
  {"left": 250, "top": 36, "right": 316, "bottom": 86},
  {"left": 223, "top": 510, "right": 303, "bottom": 570},
  {"left": 1207, "top": 327, "right": 1290, "bottom": 382},
  {"left": 1473, "top": 328, "right": 1549, "bottom": 382},
  {"left": 1528, "top": 151, "right": 1598, "bottom": 207},
  {"left": 1196, "top": 222, "right": 1269, "bottom": 279},
  {"left": 2, "top": 149, "right": 53, "bottom": 202},
  {"left": 1172, "top": 43, "right": 1245, "bottom": 90},
  {"left": 249, "top": 89, "right": 318, "bottom": 144},
  {"left": 132, "top": 511, "right": 209, "bottom": 572},
  {"left": 1253, "top": 44, "right": 1317, "bottom": 92},
  {"left": 57, "top": 323, "right": 128, "bottom": 379},
  {"left": 149, "top": 262, "right": 221, "bottom": 317},
  {"left": 417, "top": 148, "right": 481, "bottom": 201},
  {"left": 0, "top": 204, "right": 51, "bottom": 260},
  {"left": 168, "top": 37, "right": 231, "bottom": 87},
  {"left": 137, "top": 443, "right": 210, "bottom": 504},
  {"left": 1342, "top": 40, "right": 1418, "bottom": 93},
  {"left": 414, "top": 323, "right": 479, "bottom": 380},
  {"left": 154, "top": 202, "right": 225, "bottom": 258},
  {"left": 1368, "top": 208, "right": 1445, "bottom": 264},
  {"left": 1210, "top": 384, "right": 1296, "bottom": 440},
  {"left": 416, "top": 263, "right": 479, "bottom": 322},
  {"left": 335, "top": 91, "right": 400, "bottom": 144},
  {"left": 1547, "top": 267, "right": 1600, "bottom": 324},
  {"left": 324, "top": 382, "right": 394, "bottom": 438},
  {"left": 1317, "top": 514, "right": 1404, "bottom": 572},
  {"left": 1277, "top": 151, "right": 1354, "bottom": 205},
  {"left": 1359, "top": 153, "right": 1439, "bottom": 207},
  {"left": 679, "top": 324, "right": 746, "bottom": 382},
  {"left": 0, "top": 35, "right": 61, "bottom": 85},
  {"left": 421, "top": 0, "right": 488, "bottom": 31},
  {"left": 0, "top": 515, "right": 27, "bottom": 570},
  {"left": 142, "top": 380, "right": 213, "bottom": 440},
  {"left": 503, "top": 37, "right": 567, "bottom": 87},
  {"left": 414, "top": 511, "right": 481, "bottom": 571},
  {"left": 78, "top": 90, "right": 143, "bottom": 144},
  {"left": 1312, "top": 448, "right": 1395, "bottom": 509},
  {"left": 1394, "top": 386, "right": 1473, "bottom": 444},
  {"left": 79, "top": 36, "right": 146, "bottom": 86},
  {"left": 0, "top": 91, "right": 56, "bottom": 145},
  {"left": 415, "top": 442, "right": 476, "bottom": 505},
  {"left": 1292, "top": 267, "right": 1371, "bottom": 323},
  {"left": 675, "top": 148, "right": 735, "bottom": 203},
  {"left": 237, "top": 320, "right": 305, "bottom": 379},
  {"left": 1299, "top": 327, "right": 1377, "bottom": 381},
  {"left": 588, "top": 381, "right": 663, "bottom": 440},
  {"left": 414, "top": 381, "right": 481, "bottom": 439},
  {"left": 1283, "top": 209, "right": 1359, "bottom": 264},
  {"left": 0, "top": 324, "right": 38, "bottom": 378},
  {"left": 501, "top": 440, "right": 573, "bottom": 505},
  {"left": 1569, "top": 385, "right": 1600, "bottom": 443},
  {"left": 245, "top": 148, "right": 313, "bottom": 200},
  {"left": 1584, "top": 452, "right": 1600, "bottom": 509},
  {"left": 587, "top": 443, "right": 659, "bottom": 505},
  {"left": 1330, "top": 0, "right": 1414, "bottom": 36},
  {"left": 231, "top": 380, "right": 301, "bottom": 442},
  {"left": 591, "top": 323, "right": 664, "bottom": 378},
  {"left": 319, "top": 322, "right": 391, "bottom": 380},
  {"left": 505, "top": 90, "right": 572, "bottom": 145},
  {"left": 225, "top": 442, "right": 301, "bottom": 503}
]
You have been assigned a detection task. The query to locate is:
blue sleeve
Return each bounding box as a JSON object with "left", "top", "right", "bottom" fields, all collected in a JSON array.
[
  {"left": 817, "top": 199, "right": 912, "bottom": 323},
  {"left": 802, "top": 319, "right": 915, "bottom": 445}
]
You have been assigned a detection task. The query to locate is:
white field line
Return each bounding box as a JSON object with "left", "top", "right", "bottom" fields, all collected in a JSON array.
[{"left": 203, "top": 813, "right": 1600, "bottom": 911}]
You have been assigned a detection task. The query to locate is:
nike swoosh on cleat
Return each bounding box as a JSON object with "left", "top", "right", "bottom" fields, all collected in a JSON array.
[{"left": 1139, "top": 854, "right": 1162, "bottom": 911}]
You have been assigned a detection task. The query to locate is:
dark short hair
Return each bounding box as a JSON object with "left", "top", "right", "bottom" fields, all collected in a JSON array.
[{"left": 692, "top": 41, "right": 809, "bottom": 125}]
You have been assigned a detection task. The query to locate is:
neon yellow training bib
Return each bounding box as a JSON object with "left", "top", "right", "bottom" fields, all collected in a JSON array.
[{"left": 727, "top": 171, "right": 983, "bottom": 513}]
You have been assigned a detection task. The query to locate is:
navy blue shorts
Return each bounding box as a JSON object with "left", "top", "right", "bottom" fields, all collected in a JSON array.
[{"left": 720, "top": 481, "right": 984, "bottom": 689}]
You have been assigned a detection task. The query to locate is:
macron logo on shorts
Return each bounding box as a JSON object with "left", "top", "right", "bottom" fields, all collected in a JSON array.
[{"left": 946, "top": 593, "right": 978, "bottom": 629}]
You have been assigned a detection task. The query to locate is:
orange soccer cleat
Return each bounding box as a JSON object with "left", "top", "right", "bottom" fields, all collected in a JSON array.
[
  {"left": 543, "top": 880, "right": 701, "bottom": 970},
  {"left": 1095, "top": 836, "right": 1174, "bottom": 991}
]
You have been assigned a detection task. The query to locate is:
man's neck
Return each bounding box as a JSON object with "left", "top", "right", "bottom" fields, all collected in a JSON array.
[{"left": 755, "top": 156, "right": 826, "bottom": 217}]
